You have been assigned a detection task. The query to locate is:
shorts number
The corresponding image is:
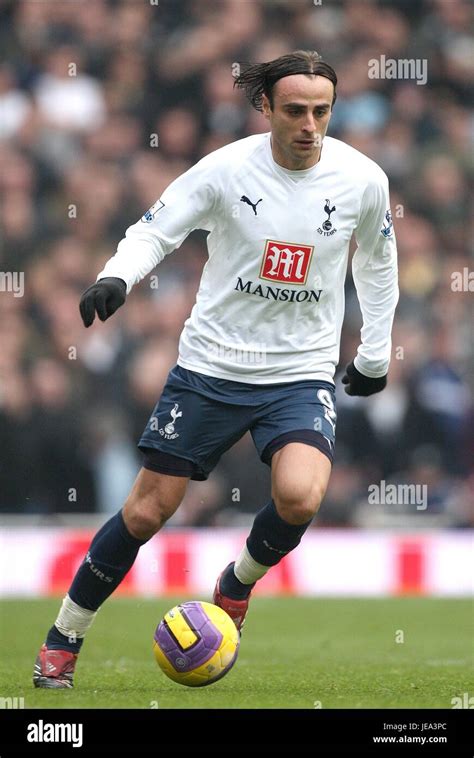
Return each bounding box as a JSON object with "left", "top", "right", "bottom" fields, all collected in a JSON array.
[{"left": 317, "top": 389, "right": 336, "bottom": 435}]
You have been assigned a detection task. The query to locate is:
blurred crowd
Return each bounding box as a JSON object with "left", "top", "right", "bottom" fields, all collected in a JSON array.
[{"left": 0, "top": 0, "right": 472, "bottom": 527}]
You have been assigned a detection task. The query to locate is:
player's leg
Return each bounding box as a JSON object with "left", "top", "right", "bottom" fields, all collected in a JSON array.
[
  {"left": 34, "top": 468, "right": 188, "bottom": 688},
  {"left": 214, "top": 443, "right": 331, "bottom": 628},
  {"left": 214, "top": 379, "right": 336, "bottom": 628},
  {"left": 34, "top": 363, "right": 254, "bottom": 687}
]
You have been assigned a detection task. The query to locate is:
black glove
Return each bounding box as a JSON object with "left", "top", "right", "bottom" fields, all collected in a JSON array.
[
  {"left": 79, "top": 277, "right": 127, "bottom": 327},
  {"left": 341, "top": 360, "right": 387, "bottom": 396}
]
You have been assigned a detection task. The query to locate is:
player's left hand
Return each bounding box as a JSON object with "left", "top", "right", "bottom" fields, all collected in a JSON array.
[{"left": 341, "top": 360, "right": 387, "bottom": 396}]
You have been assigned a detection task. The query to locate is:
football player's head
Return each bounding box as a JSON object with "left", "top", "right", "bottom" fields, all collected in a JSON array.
[{"left": 234, "top": 50, "right": 336, "bottom": 169}]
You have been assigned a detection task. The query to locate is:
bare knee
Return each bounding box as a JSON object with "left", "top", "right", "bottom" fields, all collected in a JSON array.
[
  {"left": 124, "top": 499, "right": 165, "bottom": 540},
  {"left": 273, "top": 480, "right": 326, "bottom": 525},
  {"left": 122, "top": 468, "right": 188, "bottom": 540},
  {"left": 271, "top": 444, "right": 332, "bottom": 525}
]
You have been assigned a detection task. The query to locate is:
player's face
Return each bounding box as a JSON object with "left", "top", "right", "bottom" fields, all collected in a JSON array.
[{"left": 262, "top": 74, "right": 334, "bottom": 170}]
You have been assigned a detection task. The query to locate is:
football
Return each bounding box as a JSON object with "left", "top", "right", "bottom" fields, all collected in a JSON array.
[{"left": 153, "top": 601, "right": 240, "bottom": 686}]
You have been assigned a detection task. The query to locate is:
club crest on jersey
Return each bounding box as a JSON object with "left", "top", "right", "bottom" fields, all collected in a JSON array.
[
  {"left": 317, "top": 199, "right": 337, "bottom": 236},
  {"left": 259, "top": 240, "right": 313, "bottom": 285},
  {"left": 141, "top": 200, "right": 165, "bottom": 223}
]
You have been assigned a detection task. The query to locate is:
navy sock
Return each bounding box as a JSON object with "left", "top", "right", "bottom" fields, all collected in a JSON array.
[
  {"left": 219, "top": 563, "right": 255, "bottom": 600},
  {"left": 46, "top": 624, "right": 84, "bottom": 654},
  {"left": 246, "top": 500, "right": 313, "bottom": 567},
  {"left": 68, "top": 510, "right": 149, "bottom": 612}
]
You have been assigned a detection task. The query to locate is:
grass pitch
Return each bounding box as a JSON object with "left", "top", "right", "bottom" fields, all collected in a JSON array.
[{"left": 0, "top": 597, "right": 472, "bottom": 709}]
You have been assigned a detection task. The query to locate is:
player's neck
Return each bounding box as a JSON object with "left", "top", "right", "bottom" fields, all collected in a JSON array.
[{"left": 270, "top": 138, "right": 322, "bottom": 171}]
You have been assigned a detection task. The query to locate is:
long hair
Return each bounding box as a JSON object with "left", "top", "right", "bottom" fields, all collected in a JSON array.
[{"left": 234, "top": 50, "right": 337, "bottom": 112}]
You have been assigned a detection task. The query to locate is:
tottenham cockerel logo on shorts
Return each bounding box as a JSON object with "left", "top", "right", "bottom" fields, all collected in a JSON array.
[
  {"left": 159, "top": 403, "right": 183, "bottom": 440},
  {"left": 259, "top": 240, "right": 314, "bottom": 285}
]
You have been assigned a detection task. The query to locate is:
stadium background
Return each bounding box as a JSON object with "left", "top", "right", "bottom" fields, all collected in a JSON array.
[{"left": 0, "top": 0, "right": 472, "bottom": 600}]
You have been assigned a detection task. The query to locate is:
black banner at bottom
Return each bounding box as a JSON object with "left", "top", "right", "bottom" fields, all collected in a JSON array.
[{"left": 0, "top": 708, "right": 472, "bottom": 755}]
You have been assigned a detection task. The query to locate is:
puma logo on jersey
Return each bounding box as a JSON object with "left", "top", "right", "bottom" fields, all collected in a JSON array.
[{"left": 240, "top": 195, "right": 263, "bottom": 216}]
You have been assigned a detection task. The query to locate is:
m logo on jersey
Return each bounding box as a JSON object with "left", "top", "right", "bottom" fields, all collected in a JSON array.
[{"left": 260, "top": 240, "right": 313, "bottom": 285}]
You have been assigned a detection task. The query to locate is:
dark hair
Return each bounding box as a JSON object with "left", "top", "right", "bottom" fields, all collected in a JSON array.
[{"left": 233, "top": 50, "right": 337, "bottom": 112}]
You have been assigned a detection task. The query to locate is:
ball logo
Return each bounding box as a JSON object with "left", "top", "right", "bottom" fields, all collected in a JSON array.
[
  {"left": 141, "top": 199, "right": 165, "bottom": 223},
  {"left": 260, "top": 240, "right": 314, "bottom": 285}
]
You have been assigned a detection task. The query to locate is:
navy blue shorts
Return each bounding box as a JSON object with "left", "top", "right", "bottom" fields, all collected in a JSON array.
[{"left": 138, "top": 365, "right": 337, "bottom": 480}]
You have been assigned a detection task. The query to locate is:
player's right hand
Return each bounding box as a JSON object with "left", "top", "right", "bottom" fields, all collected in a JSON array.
[{"left": 79, "top": 277, "right": 127, "bottom": 327}]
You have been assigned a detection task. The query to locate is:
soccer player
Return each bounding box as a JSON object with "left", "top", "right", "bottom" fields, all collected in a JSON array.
[{"left": 34, "top": 50, "right": 398, "bottom": 688}]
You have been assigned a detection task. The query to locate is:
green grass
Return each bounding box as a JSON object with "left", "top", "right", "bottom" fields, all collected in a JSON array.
[{"left": 0, "top": 597, "right": 472, "bottom": 709}]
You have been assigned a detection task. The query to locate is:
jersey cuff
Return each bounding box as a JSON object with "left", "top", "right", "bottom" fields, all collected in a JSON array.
[{"left": 353, "top": 354, "right": 389, "bottom": 379}]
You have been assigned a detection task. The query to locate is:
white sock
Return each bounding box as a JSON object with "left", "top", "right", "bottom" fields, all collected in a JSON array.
[
  {"left": 54, "top": 594, "right": 98, "bottom": 641},
  {"left": 234, "top": 544, "right": 269, "bottom": 585}
]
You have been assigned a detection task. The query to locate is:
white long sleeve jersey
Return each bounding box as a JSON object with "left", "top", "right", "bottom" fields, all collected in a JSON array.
[{"left": 98, "top": 133, "right": 399, "bottom": 385}]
